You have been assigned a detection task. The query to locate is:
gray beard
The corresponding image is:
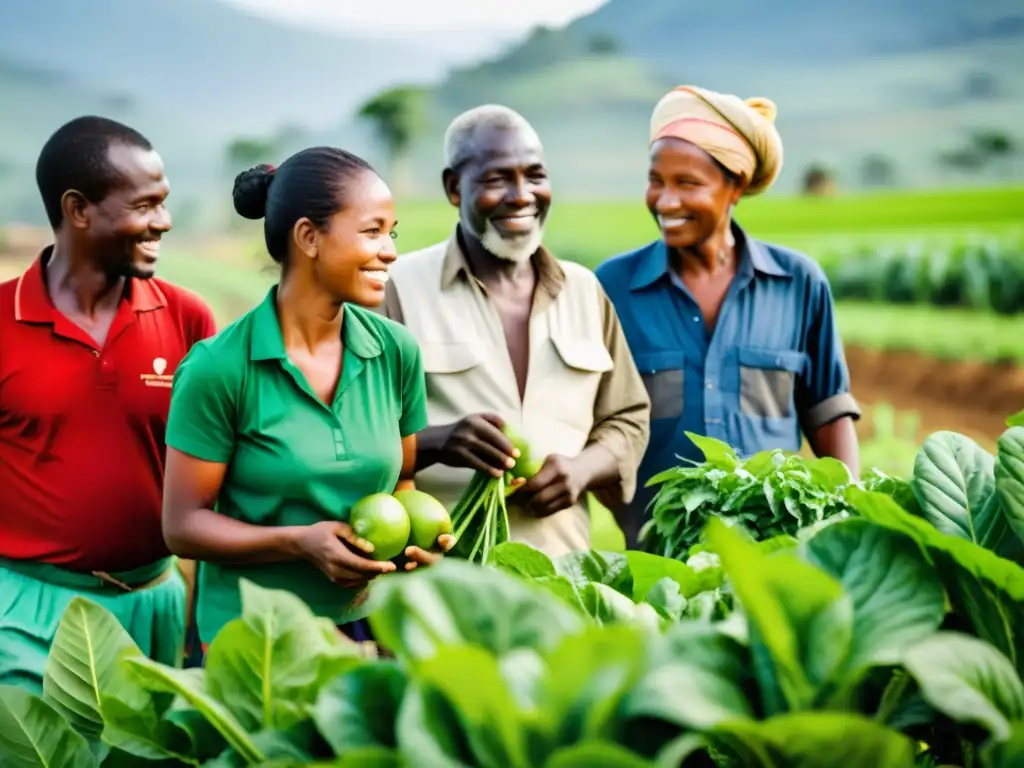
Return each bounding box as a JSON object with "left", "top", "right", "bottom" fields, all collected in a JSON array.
[{"left": 479, "top": 219, "right": 544, "bottom": 264}]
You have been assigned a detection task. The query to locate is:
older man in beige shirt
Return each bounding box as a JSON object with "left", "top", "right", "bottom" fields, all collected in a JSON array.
[{"left": 380, "top": 105, "right": 651, "bottom": 558}]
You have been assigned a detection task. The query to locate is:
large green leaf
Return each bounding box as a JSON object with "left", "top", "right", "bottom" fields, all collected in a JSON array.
[
  {"left": 576, "top": 583, "right": 641, "bottom": 626},
  {"left": 202, "top": 725, "right": 318, "bottom": 767},
  {"left": 996, "top": 427, "right": 1024, "bottom": 546},
  {"left": 847, "top": 488, "right": 1024, "bottom": 670},
  {"left": 123, "top": 660, "right": 263, "bottom": 764},
  {"left": 555, "top": 551, "right": 633, "bottom": 598},
  {"left": 538, "top": 624, "right": 650, "bottom": 746},
  {"left": 902, "top": 632, "right": 1024, "bottom": 741},
  {"left": 98, "top": 687, "right": 210, "bottom": 765},
  {"left": 367, "top": 559, "right": 584, "bottom": 662},
  {"left": 313, "top": 662, "right": 407, "bottom": 753},
  {"left": 620, "top": 622, "right": 754, "bottom": 731},
  {"left": 658, "top": 711, "right": 917, "bottom": 767},
  {"left": 983, "top": 721, "right": 1024, "bottom": 767},
  {"left": 546, "top": 741, "right": 654, "bottom": 766},
  {"left": 394, "top": 685, "right": 473, "bottom": 768},
  {"left": 704, "top": 517, "right": 853, "bottom": 712},
  {"left": 623, "top": 551, "right": 702, "bottom": 601},
  {"left": 41, "top": 597, "right": 143, "bottom": 738},
  {"left": 1007, "top": 411, "right": 1024, "bottom": 429},
  {"left": 802, "top": 518, "right": 946, "bottom": 677},
  {"left": 398, "top": 645, "right": 533, "bottom": 768},
  {"left": 0, "top": 685, "right": 98, "bottom": 768},
  {"left": 912, "top": 431, "right": 1006, "bottom": 548},
  {"left": 204, "top": 580, "right": 364, "bottom": 732},
  {"left": 487, "top": 542, "right": 557, "bottom": 579}
]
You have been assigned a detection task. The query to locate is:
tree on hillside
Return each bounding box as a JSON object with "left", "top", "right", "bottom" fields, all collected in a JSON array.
[
  {"left": 357, "top": 85, "right": 429, "bottom": 197},
  {"left": 938, "top": 129, "right": 1016, "bottom": 177},
  {"left": 586, "top": 33, "right": 620, "bottom": 55},
  {"left": 860, "top": 154, "right": 896, "bottom": 188}
]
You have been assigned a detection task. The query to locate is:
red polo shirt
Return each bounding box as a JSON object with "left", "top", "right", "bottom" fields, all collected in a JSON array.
[{"left": 0, "top": 249, "right": 217, "bottom": 572}]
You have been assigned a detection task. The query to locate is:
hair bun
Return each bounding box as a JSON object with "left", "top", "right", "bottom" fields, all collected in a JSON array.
[{"left": 232, "top": 163, "right": 275, "bottom": 220}]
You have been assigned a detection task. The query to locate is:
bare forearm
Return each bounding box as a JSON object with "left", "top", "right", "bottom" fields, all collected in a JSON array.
[
  {"left": 164, "top": 508, "right": 304, "bottom": 565},
  {"left": 808, "top": 416, "right": 861, "bottom": 479},
  {"left": 414, "top": 424, "right": 451, "bottom": 471}
]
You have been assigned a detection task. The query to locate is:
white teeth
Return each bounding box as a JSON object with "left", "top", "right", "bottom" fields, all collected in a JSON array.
[
  {"left": 362, "top": 270, "right": 389, "bottom": 284},
  {"left": 659, "top": 217, "right": 689, "bottom": 228}
]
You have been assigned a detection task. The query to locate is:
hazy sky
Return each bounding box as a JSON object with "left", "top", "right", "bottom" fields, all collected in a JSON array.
[{"left": 225, "top": 0, "right": 608, "bottom": 37}]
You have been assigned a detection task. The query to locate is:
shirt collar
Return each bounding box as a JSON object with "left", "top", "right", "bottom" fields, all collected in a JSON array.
[
  {"left": 629, "top": 222, "right": 790, "bottom": 292},
  {"left": 439, "top": 224, "right": 566, "bottom": 302},
  {"left": 249, "top": 286, "right": 383, "bottom": 362},
  {"left": 14, "top": 246, "right": 167, "bottom": 323}
]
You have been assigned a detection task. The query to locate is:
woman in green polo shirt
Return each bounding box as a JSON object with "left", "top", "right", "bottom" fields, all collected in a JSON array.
[{"left": 162, "top": 147, "right": 449, "bottom": 648}]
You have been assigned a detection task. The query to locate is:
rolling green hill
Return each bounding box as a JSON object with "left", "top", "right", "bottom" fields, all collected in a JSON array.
[
  {"left": 390, "top": 0, "right": 1024, "bottom": 199},
  {"left": 0, "top": 0, "right": 449, "bottom": 227}
]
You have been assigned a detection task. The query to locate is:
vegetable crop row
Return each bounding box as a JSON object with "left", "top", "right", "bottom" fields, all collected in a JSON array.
[{"left": 822, "top": 238, "right": 1024, "bottom": 315}]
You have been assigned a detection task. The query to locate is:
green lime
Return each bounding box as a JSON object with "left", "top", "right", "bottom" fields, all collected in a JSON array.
[
  {"left": 349, "top": 493, "right": 411, "bottom": 561},
  {"left": 394, "top": 489, "right": 453, "bottom": 550},
  {"left": 502, "top": 423, "right": 542, "bottom": 479}
]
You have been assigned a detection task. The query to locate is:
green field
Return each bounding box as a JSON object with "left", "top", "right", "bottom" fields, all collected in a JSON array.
[
  {"left": 156, "top": 185, "right": 1024, "bottom": 362},
  {"left": 373, "top": 185, "right": 1024, "bottom": 266}
]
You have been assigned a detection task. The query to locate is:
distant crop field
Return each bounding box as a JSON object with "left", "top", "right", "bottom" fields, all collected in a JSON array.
[{"left": 385, "top": 185, "right": 1024, "bottom": 268}]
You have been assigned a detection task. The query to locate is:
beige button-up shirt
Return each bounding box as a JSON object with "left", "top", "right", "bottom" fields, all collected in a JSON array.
[{"left": 381, "top": 229, "right": 651, "bottom": 558}]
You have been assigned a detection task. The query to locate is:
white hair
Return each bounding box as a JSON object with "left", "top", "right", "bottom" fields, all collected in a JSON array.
[{"left": 443, "top": 104, "right": 541, "bottom": 170}]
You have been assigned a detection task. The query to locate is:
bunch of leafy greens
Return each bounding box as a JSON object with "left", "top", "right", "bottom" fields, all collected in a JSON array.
[
  {"left": 641, "top": 432, "right": 854, "bottom": 560},
  {"left": 448, "top": 469, "right": 512, "bottom": 564},
  {"left": 447, "top": 425, "right": 540, "bottom": 565}
]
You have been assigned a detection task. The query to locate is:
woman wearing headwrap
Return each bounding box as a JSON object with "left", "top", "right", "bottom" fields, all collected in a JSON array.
[{"left": 595, "top": 86, "right": 862, "bottom": 548}]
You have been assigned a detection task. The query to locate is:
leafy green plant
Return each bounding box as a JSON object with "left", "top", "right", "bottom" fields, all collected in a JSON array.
[
  {"left": 641, "top": 433, "right": 853, "bottom": 559},
  {"left": 823, "top": 236, "right": 1024, "bottom": 315}
]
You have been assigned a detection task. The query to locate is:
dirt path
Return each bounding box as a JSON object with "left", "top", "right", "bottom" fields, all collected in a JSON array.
[{"left": 847, "top": 346, "right": 1023, "bottom": 446}]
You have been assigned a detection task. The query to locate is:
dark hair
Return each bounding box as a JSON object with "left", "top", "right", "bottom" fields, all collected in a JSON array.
[
  {"left": 232, "top": 147, "right": 376, "bottom": 265},
  {"left": 35, "top": 116, "right": 154, "bottom": 228}
]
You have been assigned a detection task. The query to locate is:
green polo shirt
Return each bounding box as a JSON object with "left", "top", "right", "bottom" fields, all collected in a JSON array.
[{"left": 165, "top": 287, "right": 427, "bottom": 642}]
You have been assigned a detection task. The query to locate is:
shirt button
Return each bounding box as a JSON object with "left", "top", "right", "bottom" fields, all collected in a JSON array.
[
  {"left": 92, "top": 350, "right": 100, "bottom": 358},
  {"left": 692, "top": 316, "right": 700, "bottom": 323},
  {"left": 706, "top": 381, "right": 715, "bottom": 390}
]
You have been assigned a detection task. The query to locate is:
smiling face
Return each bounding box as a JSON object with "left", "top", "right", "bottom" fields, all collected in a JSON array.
[
  {"left": 445, "top": 124, "right": 551, "bottom": 264},
  {"left": 646, "top": 137, "right": 744, "bottom": 250},
  {"left": 307, "top": 169, "right": 398, "bottom": 307},
  {"left": 82, "top": 142, "right": 172, "bottom": 280}
]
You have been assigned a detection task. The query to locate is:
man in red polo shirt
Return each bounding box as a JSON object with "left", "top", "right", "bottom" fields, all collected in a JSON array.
[{"left": 0, "top": 116, "right": 216, "bottom": 691}]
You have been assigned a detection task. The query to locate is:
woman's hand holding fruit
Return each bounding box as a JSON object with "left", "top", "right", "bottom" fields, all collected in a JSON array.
[
  {"left": 401, "top": 532, "right": 456, "bottom": 571},
  {"left": 291, "top": 520, "right": 397, "bottom": 587}
]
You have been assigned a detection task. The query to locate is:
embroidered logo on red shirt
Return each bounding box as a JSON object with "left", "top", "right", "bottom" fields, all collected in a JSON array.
[{"left": 140, "top": 357, "right": 173, "bottom": 388}]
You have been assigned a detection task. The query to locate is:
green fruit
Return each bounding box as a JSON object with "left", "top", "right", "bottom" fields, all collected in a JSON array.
[
  {"left": 503, "top": 423, "right": 541, "bottom": 479},
  {"left": 394, "top": 489, "right": 452, "bottom": 550},
  {"left": 349, "top": 493, "right": 411, "bottom": 561}
]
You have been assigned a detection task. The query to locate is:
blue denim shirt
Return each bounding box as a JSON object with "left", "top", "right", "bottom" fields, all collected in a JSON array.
[{"left": 594, "top": 223, "right": 860, "bottom": 538}]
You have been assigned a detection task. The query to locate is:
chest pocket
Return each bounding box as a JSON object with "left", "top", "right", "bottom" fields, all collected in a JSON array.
[
  {"left": 419, "top": 342, "right": 484, "bottom": 375},
  {"left": 549, "top": 335, "right": 613, "bottom": 432},
  {"left": 633, "top": 350, "right": 685, "bottom": 421},
  {"left": 737, "top": 347, "right": 807, "bottom": 420}
]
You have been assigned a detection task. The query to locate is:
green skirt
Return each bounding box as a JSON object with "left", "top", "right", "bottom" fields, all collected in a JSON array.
[{"left": 0, "top": 557, "right": 186, "bottom": 694}]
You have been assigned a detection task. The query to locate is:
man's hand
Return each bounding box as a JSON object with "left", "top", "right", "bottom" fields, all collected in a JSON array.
[
  {"left": 515, "top": 454, "right": 588, "bottom": 518},
  {"left": 439, "top": 413, "right": 519, "bottom": 477}
]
